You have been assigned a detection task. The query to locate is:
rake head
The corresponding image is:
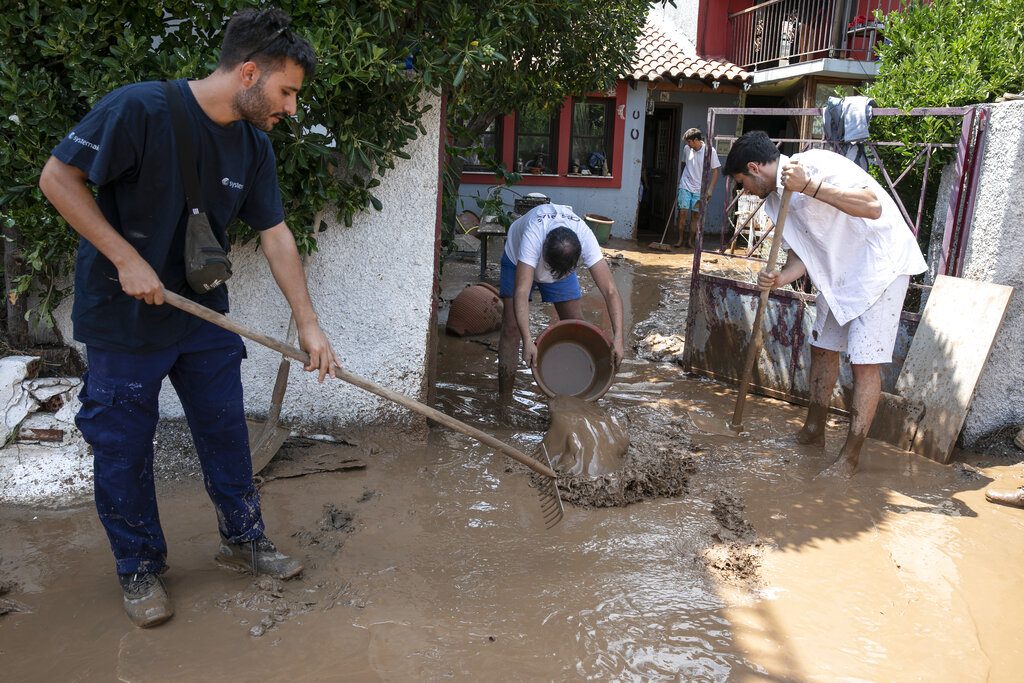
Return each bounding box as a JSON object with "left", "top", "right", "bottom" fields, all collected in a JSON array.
[{"left": 535, "top": 444, "right": 564, "bottom": 529}]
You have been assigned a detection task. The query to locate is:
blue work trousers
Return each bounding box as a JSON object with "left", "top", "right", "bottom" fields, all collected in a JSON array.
[{"left": 76, "top": 321, "right": 264, "bottom": 575}]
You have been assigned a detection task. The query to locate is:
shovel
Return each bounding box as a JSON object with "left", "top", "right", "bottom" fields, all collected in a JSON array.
[
  {"left": 731, "top": 189, "right": 792, "bottom": 431},
  {"left": 247, "top": 312, "right": 296, "bottom": 474},
  {"left": 161, "top": 289, "right": 565, "bottom": 528}
]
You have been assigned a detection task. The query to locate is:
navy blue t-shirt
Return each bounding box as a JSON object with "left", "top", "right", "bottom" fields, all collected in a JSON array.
[{"left": 52, "top": 79, "right": 285, "bottom": 352}]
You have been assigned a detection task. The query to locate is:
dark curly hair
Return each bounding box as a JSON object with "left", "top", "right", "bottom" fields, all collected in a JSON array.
[
  {"left": 723, "top": 131, "right": 780, "bottom": 177},
  {"left": 218, "top": 7, "right": 317, "bottom": 78}
]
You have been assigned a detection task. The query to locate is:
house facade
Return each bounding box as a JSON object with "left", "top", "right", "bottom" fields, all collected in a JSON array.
[
  {"left": 457, "top": 20, "right": 751, "bottom": 241},
  {"left": 700, "top": 0, "right": 910, "bottom": 140}
]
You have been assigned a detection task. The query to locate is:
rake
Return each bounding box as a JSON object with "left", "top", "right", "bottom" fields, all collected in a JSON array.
[{"left": 161, "top": 289, "right": 565, "bottom": 529}]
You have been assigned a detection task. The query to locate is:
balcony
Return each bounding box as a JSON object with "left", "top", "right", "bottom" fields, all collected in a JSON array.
[{"left": 727, "top": 0, "right": 901, "bottom": 72}]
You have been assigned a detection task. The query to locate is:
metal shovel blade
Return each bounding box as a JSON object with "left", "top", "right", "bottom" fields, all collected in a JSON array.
[{"left": 248, "top": 418, "right": 291, "bottom": 474}]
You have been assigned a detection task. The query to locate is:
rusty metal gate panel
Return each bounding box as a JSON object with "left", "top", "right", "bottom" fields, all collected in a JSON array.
[{"left": 683, "top": 106, "right": 981, "bottom": 411}]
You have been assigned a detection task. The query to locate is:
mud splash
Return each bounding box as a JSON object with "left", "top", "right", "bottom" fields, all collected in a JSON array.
[
  {"left": 537, "top": 402, "right": 695, "bottom": 508},
  {"left": 543, "top": 395, "right": 629, "bottom": 477}
]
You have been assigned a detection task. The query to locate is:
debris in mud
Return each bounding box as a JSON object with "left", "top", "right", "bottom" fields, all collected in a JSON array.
[
  {"left": 954, "top": 462, "right": 984, "bottom": 480},
  {"left": 357, "top": 489, "right": 380, "bottom": 503},
  {"left": 292, "top": 503, "right": 355, "bottom": 554},
  {"left": 699, "top": 490, "right": 768, "bottom": 586},
  {"left": 259, "top": 441, "right": 365, "bottom": 482},
  {"left": 710, "top": 490, "right": 756, "bottom": 542},
  {"left": 533, "top": 406, "right": 695, "bottom": 508},
  {"left": 0, "top": 580, "right": 29, "bottom": 616},
  {"left": 218, "top": 574, "right": 350, "bottom": 638}
]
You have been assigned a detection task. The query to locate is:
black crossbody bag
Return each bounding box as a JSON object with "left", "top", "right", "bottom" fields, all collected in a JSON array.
[{"left": 162, "top": 81, "right": 232, "bottom": 293}]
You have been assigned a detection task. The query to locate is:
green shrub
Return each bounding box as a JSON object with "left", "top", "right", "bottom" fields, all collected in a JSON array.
[
  {"left": 1, "top": 1, "right": 652, "bottom": 332},
  {"left": 864, "top": 0, "right": 1024, "bottom": 252}
]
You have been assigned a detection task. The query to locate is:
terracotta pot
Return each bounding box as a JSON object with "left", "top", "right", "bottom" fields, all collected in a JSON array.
[{"left": 446, "top": 283, "right": 504, "bottom": 337}]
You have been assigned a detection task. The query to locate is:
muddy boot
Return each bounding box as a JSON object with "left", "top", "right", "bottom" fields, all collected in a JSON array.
[
  {"left": 215, "top": 535, "right": 303, "bottom": 580},
  {"left": 985, "top": 486, "right": 1024, "bottom": 509},
  {"left": 118, "top": 572, "right": 173, "bottom": 628}
]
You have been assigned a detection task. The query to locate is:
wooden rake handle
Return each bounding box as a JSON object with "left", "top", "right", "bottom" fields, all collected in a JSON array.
[
  {"left": 161, "top": 289, "right": 556, "bottom": 478},
  {"left": 731, "top": 189, "right": 793, "bottom": 430}
]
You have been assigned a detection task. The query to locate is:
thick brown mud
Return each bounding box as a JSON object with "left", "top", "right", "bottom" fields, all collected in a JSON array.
[{"left": 2, "top": 242, "right": 1024, "bottom": 680}]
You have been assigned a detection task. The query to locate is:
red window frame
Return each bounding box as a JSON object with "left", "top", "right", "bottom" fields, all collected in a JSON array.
[{"left": 460, "top": 81, "right": 627, "bottom": 189}]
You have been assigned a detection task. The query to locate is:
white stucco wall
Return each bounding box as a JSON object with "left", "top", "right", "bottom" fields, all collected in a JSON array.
[
  {"left": 56, "top": 97, "right": 442, "bottom": 432},
  {"left": 958, "top": 101, "right": 1024, "bottom": 445}
]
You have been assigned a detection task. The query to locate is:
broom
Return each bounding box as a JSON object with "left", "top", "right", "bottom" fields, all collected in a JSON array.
[{"left": 647, "top": 203, "right": 678, "bottom": 252}]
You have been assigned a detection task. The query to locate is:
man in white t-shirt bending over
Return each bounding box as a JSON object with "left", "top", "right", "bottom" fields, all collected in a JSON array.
[
  {"left": 724, "top": 131, "right": 926, "bottom": 476},
  {"left": 674, "top": 128, "right": 720, "bottom": 249},
  {"left": 498, "top": 203, "right": 625, "bottom": 399}
]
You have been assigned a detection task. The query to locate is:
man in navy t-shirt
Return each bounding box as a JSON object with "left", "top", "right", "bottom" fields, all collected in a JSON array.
[{"left": 39, "top": 8, "right": 339, "bottom": 629}]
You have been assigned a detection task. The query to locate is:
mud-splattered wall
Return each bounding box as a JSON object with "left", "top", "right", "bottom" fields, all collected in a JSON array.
[
  {"left": 55, "top": 97, "right": 443, "bottom": 432},
  {"left": 959, "top": 100, "right": 1024, "bottom": 445}
]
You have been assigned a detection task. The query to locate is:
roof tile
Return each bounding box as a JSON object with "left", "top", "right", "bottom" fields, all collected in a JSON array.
[{"left": 630, "top": 23, "right": 750, "bottom": 84}]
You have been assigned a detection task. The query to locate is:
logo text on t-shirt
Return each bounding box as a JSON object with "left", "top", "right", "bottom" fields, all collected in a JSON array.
[
  {"left": 68, "top": 131, "right": 100, "bottom": 151},
  {"left": 221, "top": 177, "right": 244, "bottom": 190}
]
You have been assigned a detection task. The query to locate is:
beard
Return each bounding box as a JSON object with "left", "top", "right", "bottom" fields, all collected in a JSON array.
[{"left": 233, "top": 75, "right": 285, "bottom": 132}]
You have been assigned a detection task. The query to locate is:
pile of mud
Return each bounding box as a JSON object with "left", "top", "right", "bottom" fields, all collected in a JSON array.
[
  {"left": 699, "top": 489, "right": 769, "bottom": 586},
  {"left": 534, "top": 404, "right": 695, "bottom": 508}
]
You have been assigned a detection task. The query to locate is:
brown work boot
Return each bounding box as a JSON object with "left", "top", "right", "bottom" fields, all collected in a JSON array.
[
  {"left": 215, "top": 535, "right": 303, "bottom": 579},
  {"left": 985, "top": 486, "right": 1024, "bottom": 509},
  {"left": 118, "top": 572, "right": 173, "bottom": 628}
]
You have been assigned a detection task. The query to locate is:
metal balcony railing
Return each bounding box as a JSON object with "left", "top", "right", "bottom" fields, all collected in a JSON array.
[{"left": 727, "top": 0, "right": 902, "bottom": 71}]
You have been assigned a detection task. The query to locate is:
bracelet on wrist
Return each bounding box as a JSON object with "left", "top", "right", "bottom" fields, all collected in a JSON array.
[
  {"left": 812, "top": 180, "right": 823, "bottom": 198},
  {"left": 800, "top": 178, "right": 812, "bottom": 193}
]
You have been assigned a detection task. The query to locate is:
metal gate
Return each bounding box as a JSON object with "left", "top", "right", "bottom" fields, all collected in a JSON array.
[{"left": 682, "top": 105, "right": 988, "bottom": 409}]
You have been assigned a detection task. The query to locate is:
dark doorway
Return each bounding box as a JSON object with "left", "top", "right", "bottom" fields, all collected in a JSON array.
[{"left": 638, "top": 104, "right": 681, "bottom": 238}]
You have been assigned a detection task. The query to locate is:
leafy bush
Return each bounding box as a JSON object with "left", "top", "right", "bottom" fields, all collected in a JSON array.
[
  {"left": 0, "top": 1, "right": 652, "bottom": 335},
  {"left": 864, "top": 0, "right": 1024, "bottom": 252}
]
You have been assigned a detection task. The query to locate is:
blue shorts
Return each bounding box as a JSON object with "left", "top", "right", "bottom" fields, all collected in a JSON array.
[
  {"left": 499, "top": 252, "right": 581, "bottom": 303},
  {"left": 677, "top": 188, "right": 701, "bottom": 211}
]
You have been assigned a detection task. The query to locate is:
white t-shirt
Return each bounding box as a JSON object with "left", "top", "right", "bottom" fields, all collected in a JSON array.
[
  {"left": 678, "top": 143, "right": 721, "bottom": 193},
  {"left": 504, "top": 203, "right": 603, "bottom": 283},
  {"left": 766, "top": 150, "right": 927, "bottom": 326}
]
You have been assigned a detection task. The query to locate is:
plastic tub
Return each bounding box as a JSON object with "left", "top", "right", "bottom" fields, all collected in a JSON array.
[
  {"left": 532, "top": 319, "right": 614, "bottom": 401},
  {"left": 584, "top": 213, "right": 614, "bottom": 245}
]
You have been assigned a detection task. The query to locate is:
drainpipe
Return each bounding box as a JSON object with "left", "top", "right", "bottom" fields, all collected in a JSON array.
[{"left": 829, "top": 0, "right": 850, "bottom": 58}]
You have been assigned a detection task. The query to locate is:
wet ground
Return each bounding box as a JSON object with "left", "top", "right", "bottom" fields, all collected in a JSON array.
[{"left": 2, "top": 241, "right": 1024, "bottom": 680}]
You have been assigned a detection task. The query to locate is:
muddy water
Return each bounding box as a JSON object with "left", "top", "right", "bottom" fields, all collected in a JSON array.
[
  {"left": 543, "top": 395, "right": 629, "bottom": 477},
  {"left": 2, "top": 242, "right": 1024, "bottom": 680}
]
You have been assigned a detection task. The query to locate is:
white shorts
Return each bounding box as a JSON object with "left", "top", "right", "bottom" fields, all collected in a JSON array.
[{"left": 811, "top": 275, "right": 910, "bottom": 365}]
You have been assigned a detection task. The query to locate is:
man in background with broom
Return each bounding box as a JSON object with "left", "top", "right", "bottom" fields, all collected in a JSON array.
[
  {"left": 723, "top": 131, "right": 926, "bottom": 477},
  {"left": 674, "top": 128, "right": 720, "bottom": 249}
]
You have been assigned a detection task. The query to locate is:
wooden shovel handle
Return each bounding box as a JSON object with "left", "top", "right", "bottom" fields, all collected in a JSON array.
[
  {"left": 161, "top": 289, "right": 556, "bottom": 478},
  {"left": 731, "top": 189, "right": 793, "bottom": 430}
]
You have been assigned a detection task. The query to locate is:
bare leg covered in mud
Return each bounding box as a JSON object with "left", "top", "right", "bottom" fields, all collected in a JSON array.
[
  {"left": 797, "top": 346, "right": 840, "bottom": 446},
  {"left": 821, "top": 362, "right": 881, "bottom": 477},
  {"left": 497, "top": 297, "right": 582, "bottom": 402},
  {"left": 673, "top": 208, "right": 694, "bottom": 249}
]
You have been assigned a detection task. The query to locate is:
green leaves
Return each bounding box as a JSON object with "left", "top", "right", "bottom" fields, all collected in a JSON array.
[
  {"left": 2, "top": 0, "right": 654, "bottom": 327},
  {"left": 863, "top": 0, "right": 1024, "bottom": 256}
]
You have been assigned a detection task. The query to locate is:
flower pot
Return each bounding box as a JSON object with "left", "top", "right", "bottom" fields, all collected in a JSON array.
[
  {"left": 584, "top": 213, "right": 614, "bottom": 245},
  {"left": 446, "top": 283, "right": 503, "bottom": 337}
]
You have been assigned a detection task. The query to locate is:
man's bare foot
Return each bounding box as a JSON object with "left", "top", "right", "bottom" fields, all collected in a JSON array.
[
  {"left": 818, "top": 453, "right": 857, "bottom": 478},
  {"left": 795, "top": 424, "right": 826, "bottom": 445}
]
